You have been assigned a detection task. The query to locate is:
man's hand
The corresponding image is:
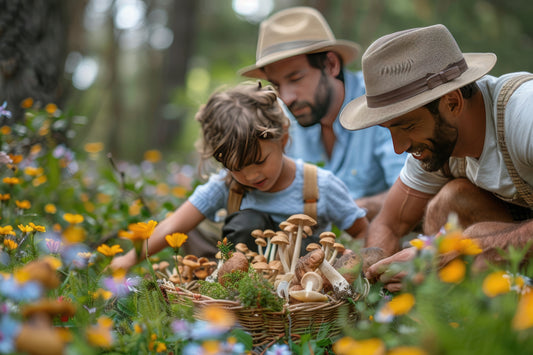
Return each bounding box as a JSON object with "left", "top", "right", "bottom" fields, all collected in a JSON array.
[{"left": 364, "top": 247, "right": 417, "bottom": 292}]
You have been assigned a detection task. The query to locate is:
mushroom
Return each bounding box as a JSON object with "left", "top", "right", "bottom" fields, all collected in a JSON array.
[
  {"left": 262, "top": 229, "right": 276, "bottom": 261},
  {"left": 21, "top": 260, "right": 60, "bottom": 290},
  {"left": 271, "top": 232, "right": 290, "bottom": 273},
  {"left": 194, "top": 257, "right": 213, "bottom": 280},
  {"left": 268, "top": 260, "right": 283, "bottom": 282},
  {"left": 306, "top": 243, "right": 322, "bottom": 252},
  {"left": 328, "top": 242, "right": 346, "bottom": 264},
  {"left": 253, "top": 261, "right": 270, "bottom": 280},
  {"left": 181, "top": 255, "right": 199, "bottom": 283},
  {"left": 319, "top": 231, "right": 336, "bottom": 260},
  {"left": 235, "top": 243, "right": 249, "bottom": 255},
  {"left": 289, "top": 272, "right": 327, "bottom": 303},
  {"left": 360, "top": 247, "right": 385, "bottom": 274},
  {"left": 286, "top": 214, "right": 317, "bottom": 274},
  {"left": 218, "top": 252, "right": 249, "bottom": 286},
  {"left": 255, "top": 237, "right": 267, "bottom": 257},
  {"left": 205, "top": 251, "right": 223, "bottom": 282},
  {"left": 251, "top": 229, "right": 264, "bottom": 254}
]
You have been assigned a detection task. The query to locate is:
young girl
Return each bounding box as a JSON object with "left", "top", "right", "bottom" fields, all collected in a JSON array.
[{"left": 111, "top": 83, "right": 368, "bottom": 270}]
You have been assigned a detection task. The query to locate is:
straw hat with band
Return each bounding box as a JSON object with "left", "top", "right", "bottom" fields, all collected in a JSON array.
[
  {"left": 239, "top": 6, "right": 361, "bottom": 79},
  {"left": 340, "top": 24, "right": 497, "bottom": 131}
]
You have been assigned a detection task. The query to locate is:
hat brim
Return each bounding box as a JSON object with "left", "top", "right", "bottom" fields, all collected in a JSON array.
[
  {"left": 239, "top": 40, "right": 360, "bottom": 79},
  {"left": 340, "top": 53, "right": 497, "bottom": 131}
]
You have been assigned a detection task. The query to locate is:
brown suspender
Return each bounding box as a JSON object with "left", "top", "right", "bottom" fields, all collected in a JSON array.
[
  {"left": 226, "top": 163, "right": 318, "bottom": 220},
  {"left": 496, "top": 74, "right": 533, "bottom": 208}
]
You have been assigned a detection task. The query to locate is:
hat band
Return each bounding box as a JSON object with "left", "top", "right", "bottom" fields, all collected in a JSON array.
[
  {"left": 366, "top": 58, "right": 468, "bottom": 108},
  {"left": 259, "top": 39, "right": 331, "bottom": 60}
]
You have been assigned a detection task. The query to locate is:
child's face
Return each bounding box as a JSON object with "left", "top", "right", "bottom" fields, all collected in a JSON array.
[{"left": 228, "top": 139, "right": 288, "bottom": 193}]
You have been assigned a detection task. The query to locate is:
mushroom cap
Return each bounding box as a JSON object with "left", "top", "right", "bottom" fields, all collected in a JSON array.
[
  {"left": 306, "top": 243, "right": 322, "bottom": 252},
  {"left": 21, "top": 261, "right": 60, "bottom": 290},
  {"left": 218, "top": 252, "right": 249, "bottom": 286},
  {"left": 361, "top": 247, "right": 385, "bottom": 273},
  {"left": 286, "top": 214, "right": 317, "bottom": 227},
  {"left": 255, "top": 237, "right": 267, "bottom": 247},
  {"left": 333, "top": 242, "right": 346, "bottom": 251},
  {"left": 263, "top": 229, "right": 276, "bottom": 238},
  {"left": 253, "top": 261, "right": 269, "bottom": 271},
  {"left": 215, "top": 251, "right": 222, "bottom": 259},
  {"left": 283, "top": 224, "right": 298, "bottom": 234},
  {"left": 235, "top": 243, "right": 249, "bottom": 253},
  {"left": 302, "top": 225, "right": 313, "bottom": 237},
  {"left": 279, "top": 221, "right": 290, "bottom": 230},
  {"left": 253, "top": 254, "right": 267, "bottom": 264},
  {"left": 319, "top": 237, "right": 336, "bottom": 248},
  {"left": 295, "top": 248, "right": 325, "bottom": 281},
  {"left": 271, "top": 233, "right": 289, "bottom": 245},
  {"left": 289, "top": 289, "right": 328, "bottom": 302},
  {"left": 333, "top": 251, "right": 363, "bottom": 284},
  {"left": 268, "top": 260, "right": 283, "bottom": 272},
  {"left": 300, "top": 271, "right": 323, "bottom": 292},
  {"left": 251, "top": 229, "right": 264, "bottom": 238},
  {"left": 319, "top": 231, "right": 336, "bottom": 240},
  {"left": 158, "top": 261, "right": 170, "bottom": 269},
  {"left": 21, "top": 299, "right": 76, "bottom": 319},
  {"left": 182, "top": 255, "right": 199, "bottom": 267}
]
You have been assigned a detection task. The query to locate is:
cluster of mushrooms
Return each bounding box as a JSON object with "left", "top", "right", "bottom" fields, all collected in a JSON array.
[{"left": 155, "top": 213, "right": 384, "bottom": 304}]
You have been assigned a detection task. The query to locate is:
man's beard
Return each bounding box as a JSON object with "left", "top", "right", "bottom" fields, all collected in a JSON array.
[
  {"left": 415, "top": 112, "right": 458, "bottom": 172},
  {"left": 288, "top": 71, "right": 332, "bottom": 128}
]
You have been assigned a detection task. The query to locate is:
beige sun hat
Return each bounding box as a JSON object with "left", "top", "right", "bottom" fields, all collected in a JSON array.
[
  {"left": 238, "top": 6, "right": 361, "bottom": 79},
  {"left": 340, "top": 24, "right": 497, "bottom": 131}
]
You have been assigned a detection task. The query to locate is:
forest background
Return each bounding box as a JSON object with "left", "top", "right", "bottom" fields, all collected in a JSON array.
[{"left": 1, "top": 0, "right": 532, "bottom": 168}]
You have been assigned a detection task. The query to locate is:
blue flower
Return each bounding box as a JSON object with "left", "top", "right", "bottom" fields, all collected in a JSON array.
[
  {"left": 0, "top": 314, "right": 20, "bottom": 353},
  {"left": 266, "top": 343, "right": 291, "bottom": 355},
  {"left": 0, "top": 276, "right": 42, "bottom": 302},
  {"left": 0, "top": 102, "right": 11, "bottom": 119}
]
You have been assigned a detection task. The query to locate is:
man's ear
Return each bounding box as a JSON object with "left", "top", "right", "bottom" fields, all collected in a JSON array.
[
  {"left": 441, "top": 89, "right": 463, "bottom": 116},
  {"left": 325, "top": 52, "right": 342, "bottom": 77}
]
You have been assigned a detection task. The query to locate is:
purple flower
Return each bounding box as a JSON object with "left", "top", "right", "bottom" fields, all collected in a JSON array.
[
  {"left": 45, "top": 237, "right": 63, "bottom": 254},
  {"left": 266, "top": 344, "right": 291, "bottom": 355},
  {"left": 102, "top": 275, "right": 140, "bottom": 297},
  {"left": 0, "top": 102, "right": 11, "bottom": 119}
]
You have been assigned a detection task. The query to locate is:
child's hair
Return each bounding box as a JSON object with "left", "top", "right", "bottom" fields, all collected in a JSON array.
[{"left": 195, "top": 82, "right": 289, "bottom": 174}]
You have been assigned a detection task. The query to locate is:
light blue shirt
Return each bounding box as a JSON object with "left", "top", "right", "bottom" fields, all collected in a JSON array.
[
  {"left": 188, "top": 159, "right": 366, "bottom": 240},
  {"left": 284, "top": 70, "right": 407, "bottom": 200}
]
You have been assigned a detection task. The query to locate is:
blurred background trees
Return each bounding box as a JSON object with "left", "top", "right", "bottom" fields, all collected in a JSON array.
[{"left": 1, "top": 0, "right": 532, "bottom": 165}]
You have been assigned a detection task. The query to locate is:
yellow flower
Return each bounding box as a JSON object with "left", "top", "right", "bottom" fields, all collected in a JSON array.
[
  {"left": 165, "top": 232, "right": 188, "bottom": 249},
  {"left": 199, "top": 305, "right": 236, "bottom": 329},
  {"left": 202, "top": 340, "right": 222, "bottom": 354},
  {"left": 133, "top": 323, "right": 143, "bottom": 334},
  {"left": 18, "top": 224, "right": 34, "bottom": 233},
  {"left": 333, "top": 337, "right": 385, "bottom": 355},
  {"left": 3, "top": 177, "right": 21, "bottom": 185},
  {"left": 42, "top": 255, "right": 62, "bottom": 270},
  {"left": 32, "top": 175, "right": 47, "bottom": 187},
  {"left": 0, "top": 225, "right": 15, "bottom": 236},
  {"left": 84, "top": 142, "right": 104, "bottom": 154},
  {"left": 21, "top": 97, "right": 34, "bottom": 108},
  {"left": 172, "top": 186, "right": 188, "bottom": 199},
  {"left": 29, "top": 144, "right": 42, "bottom": 156},
  {"left": 126, "top": 220, "right": 158, "bottom": 241},
  {"left": 9, "top": 154, "right": 22, "bottom": 164},
  {"left": 15, "top": 200, "right": 31, "bottom": 209},
  {"left": 482, "top": 271, "right": 511, "bottom": 297},
  {"left": 29, "top": 223, "right": 46, "bottom": 232},
  {"left": 63, "top": 225, "right": 86, "bottom": 243},
  {"left": 156, "top": 183, "right": 169, "bottom": 196},
  {"left": 512, "top": 292, "right": 533, "bottom": 330},
  {"left": 86, "top": 316, "right": 114, "bottom": 347},
  {"left": 45, "top": 103, "right": 58, "bottom": 115},
  {"left": 438, "top": 258, "right": 465, "bottom": 284},
  {"left": 92, "top": 288, "right": 113, "bottom": 301},
  {"left": 0, "top": 126, "right": 10, "bottom": 135},
  {"left": 63, "top": 213, "right": 84, "bottom": 224},
  {"left": 23, "top": 166, "right": 44, "bottom": 176},
  {"left": 409, "top": 238, "right": 424, "bottom": 250},
  {"left": 144, "top": 149, "right": 162, "bottom": 163},
  {"left": 386, "top": 293, "right": 416, "bottom": 316},
  {"left": 3, "top": 239, "right": 18, "bottom": 250},
  {"left": 45, "top": 203, "right": 57, "bottom": 214},
  {"left": 0, "top": 193, "right": 10, "bottom": 201},
  {"left": 388, "top": 346, "right": 428, "bottom": 355},
  {"left": 438, "top": 230, "right": 463, "bottom": 254},
  {"left": 458, "top": 238, "right": 482, "bottom": 255},
  {"left": 97, "top": 244, "right": 124, "bottom": 257},
  {"left": 128, "top": 200, "right": 142, "bottom": 216},
  {"left": 97, "top": 193, "right": 112, "bottom": 204}
]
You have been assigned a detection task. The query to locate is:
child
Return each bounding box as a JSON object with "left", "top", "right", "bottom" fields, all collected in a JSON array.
[{"left": 110, "top": 83, "right": 368, "bottom": 271}]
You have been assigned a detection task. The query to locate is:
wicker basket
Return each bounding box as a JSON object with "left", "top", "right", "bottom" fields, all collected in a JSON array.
[{"left": 160, "top": 280, "right": 360, "bottom": 347}]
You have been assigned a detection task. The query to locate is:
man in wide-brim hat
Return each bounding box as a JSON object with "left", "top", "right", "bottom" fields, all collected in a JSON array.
[
  {"left": 239, "top": 6, "right": 406, "bottom": 221},
  {"left": 339, "top": 24, "right": 533, "bottom": 291}
]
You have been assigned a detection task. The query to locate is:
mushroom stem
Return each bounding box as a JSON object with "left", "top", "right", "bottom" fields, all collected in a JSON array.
[
  {"left": 268, "top": 244, "right": 277, "bottom": 263},
  {"left": 328, "top": 249, "right": 339, "bottom": 264},
  {"left": 318, "top": 260, "right": 354, "bottom": 299},
  {"left": 290, "top": 223, "right": 303, "bottom": 274},
  {"left": 278, "top": 246, "right": 290, "bottom": 273}
]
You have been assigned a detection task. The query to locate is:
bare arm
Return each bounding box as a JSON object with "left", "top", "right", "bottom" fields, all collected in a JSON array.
[
  {"left": 344, "top": 216, "right": 369, "bottom": 240},
  {"left": 355, "top": 190, "right": 388, "bottom": 221},
  {"left": 366, "top": 179, "right": 433, "bottom": 256},
  {"left": 110, "top": 200, "right": 205, "bottom": 271}
]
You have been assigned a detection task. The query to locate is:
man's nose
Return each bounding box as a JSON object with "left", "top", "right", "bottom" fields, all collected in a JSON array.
[
  {"left": 390, "top": 130, "right": 410, "bottom": 155},
  {"left": 278, "top": 86, "right": 296, "bottom": 106}
]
